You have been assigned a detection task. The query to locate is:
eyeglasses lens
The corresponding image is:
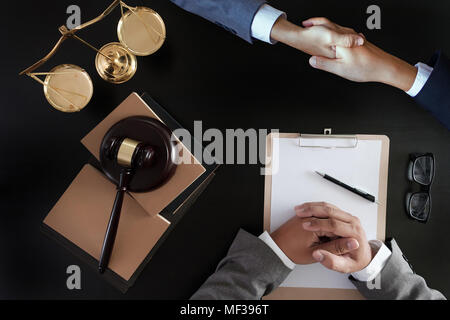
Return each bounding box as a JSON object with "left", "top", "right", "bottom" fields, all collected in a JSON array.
[
  {"left": 413, "top": 156, "right": 434, "bottom": 185},
  {"left": 409, "top": 192, "right": 430, "bottom": 221}
]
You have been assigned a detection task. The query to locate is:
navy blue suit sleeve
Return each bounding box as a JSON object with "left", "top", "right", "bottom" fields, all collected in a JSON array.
[
  {"left": 170, "top": 0, "right": 266, "bottom": 43},
  {"left": 414, "top": 51, "right": 450, "bottom": 129}
]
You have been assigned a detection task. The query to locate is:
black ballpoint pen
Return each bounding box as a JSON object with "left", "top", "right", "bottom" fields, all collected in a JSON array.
[{"left": 315, "top": 171, "right": 379, "bottom": 204}]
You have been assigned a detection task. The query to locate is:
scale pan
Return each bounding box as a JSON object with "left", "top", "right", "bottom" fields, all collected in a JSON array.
[
  {"left": 117, "top": 6, "right": 166, "bottom": 56},
  {"left": 43, "top": 64, "right": 93, "bottom": 112}
]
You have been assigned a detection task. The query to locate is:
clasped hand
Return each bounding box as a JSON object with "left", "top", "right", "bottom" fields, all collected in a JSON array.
[
  {"left": 272, "top": 17, "right": 365, "bottom": 58},
  {"left": 302, "top": 18, "right": 417, "bottom": 92},
  {"left": 273, "top": 16, "right": 417, "bottom": 92},
  {"left": 271, "top": 202, "right": 372, "bottom": 274}
]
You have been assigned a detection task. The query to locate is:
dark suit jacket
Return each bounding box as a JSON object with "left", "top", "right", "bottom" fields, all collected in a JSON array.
[
  {"left": 415, "top": 51, "right": 450, "bottom": 129},
  {"left": 170, "top": 0, "right": 265, "bottom": 43},
  {"left": 191, "top": 229, "right": 445, "bottom": 300}
]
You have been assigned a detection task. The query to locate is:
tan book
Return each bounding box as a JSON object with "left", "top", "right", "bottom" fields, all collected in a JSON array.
[{"left": 44, "top": 164, "right": 170, "bottom": 281}]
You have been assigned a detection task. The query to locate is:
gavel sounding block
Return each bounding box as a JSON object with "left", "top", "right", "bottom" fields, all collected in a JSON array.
[{"left": 81, "top": 92, "right": 206, "bottom": 216}]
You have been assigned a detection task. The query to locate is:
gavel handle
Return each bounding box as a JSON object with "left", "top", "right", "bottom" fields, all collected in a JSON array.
[{"left": 98, "top": 169, "right": 133, "bottom": 273}]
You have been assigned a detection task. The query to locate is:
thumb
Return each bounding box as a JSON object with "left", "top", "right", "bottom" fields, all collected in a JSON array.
[
  {"left": 309, "top": 56, "right": 340, "bottom": 73},
  {"left": 312, "top": 249, "right": 352, "bottom": 273},
  {"left": 333, "top": 33, "right": 364, "bottom": 47},
  {"left": 314, "top": 238, "right": 359, "bottom": 256}
]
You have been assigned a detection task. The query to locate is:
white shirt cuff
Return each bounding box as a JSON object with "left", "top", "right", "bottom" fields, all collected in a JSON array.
[
  {"left": 351, "top": 240, "right": 392, "bottom": 282},
  {"left": 250, "top": 4, "right": 286, "bottom": 44},
  {"left": 406, "top": 62, "right": 434, "bottom": 97},
  {"left": 259, "top": 231, "right": 296, "bottom": 269}
]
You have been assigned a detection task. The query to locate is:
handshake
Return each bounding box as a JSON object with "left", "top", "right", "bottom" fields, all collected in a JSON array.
[{"left": 271, "top": 17, "right": 417, "bottom": 92}]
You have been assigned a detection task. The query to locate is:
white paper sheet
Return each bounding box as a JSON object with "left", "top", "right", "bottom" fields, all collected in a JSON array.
[{"left": 270, "top": 137, "right": 382, "bottom": 289}]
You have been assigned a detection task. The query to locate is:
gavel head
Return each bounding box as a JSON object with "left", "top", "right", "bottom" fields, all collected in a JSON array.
[
  {"left": 99, "top": 116, "right": 178, "bottom": 192},
  {"left": 104, "top": 137, "right": 156, "bottom": 169}
]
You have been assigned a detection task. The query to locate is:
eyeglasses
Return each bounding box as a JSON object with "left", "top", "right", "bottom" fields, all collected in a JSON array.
[
  {"left": 19, "top": 0, "right": 166, "bottom": 113},
  {"left": 406, "top": 153, "right": 435, "bottom": 223}
]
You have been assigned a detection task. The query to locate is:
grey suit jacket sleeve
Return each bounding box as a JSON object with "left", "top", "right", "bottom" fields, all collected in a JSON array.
[
  {"left": 351, "top": 239, "right": 446, "bottom": 300},
  {"left": 170, "top": 0, "right": 266, "bottom": 42},
  {"left": 190, "top": 229, "right": 291, "bottom": 300}
]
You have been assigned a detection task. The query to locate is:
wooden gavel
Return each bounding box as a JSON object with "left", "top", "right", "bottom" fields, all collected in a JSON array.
[{"left": 98, "top": 116, "right": 177, "bottom": 274}]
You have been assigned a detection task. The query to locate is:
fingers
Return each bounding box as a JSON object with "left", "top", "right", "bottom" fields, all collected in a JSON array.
[
  {"left": 312, "top": 249, "right": 354, "bottom": 273},
  {"left": 308, "top": 56, "right": 339, "bottom": 71},
  {"left": 302, "top": 218, "right": 356, "bottom": 237},
  {"left": 314, "top": 237, "right": 360, "bottom": 255},
  {"left": 332, "top": 32, "right": 364, "bottom": 47},
  {"left": 302, "top": 17, "right": 364, "bottom": 47},
  {"left": 315, "top": 231, "right": 339, "bottom": 238},
  {"left": 296, "top": 202, "right": 354, "bottom": 223},
  {"left": 302, "top": 17, "right": 335, "bottom": 29}
]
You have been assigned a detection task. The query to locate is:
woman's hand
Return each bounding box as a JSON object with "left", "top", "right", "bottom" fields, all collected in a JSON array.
[{"left": 309, "top": 39, "right": 418, "bottom": 92}]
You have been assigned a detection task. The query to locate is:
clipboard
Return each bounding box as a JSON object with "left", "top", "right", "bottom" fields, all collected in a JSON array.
[{"left": 263, "top": 132, "right": 389, "bottom": 300}]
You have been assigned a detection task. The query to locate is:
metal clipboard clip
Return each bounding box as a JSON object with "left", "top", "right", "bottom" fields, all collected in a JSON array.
[{"left": 298, "top": 129, "right": 358, "bottom": 149}]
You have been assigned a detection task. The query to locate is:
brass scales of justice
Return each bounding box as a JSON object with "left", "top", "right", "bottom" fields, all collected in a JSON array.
[{"left": 19, "top": 0, "right": 166, "bottom": 112}]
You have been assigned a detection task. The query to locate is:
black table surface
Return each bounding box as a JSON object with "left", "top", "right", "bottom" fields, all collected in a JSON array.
[{"left": 2, "top": 0, "right": 449, "bottom": 299}]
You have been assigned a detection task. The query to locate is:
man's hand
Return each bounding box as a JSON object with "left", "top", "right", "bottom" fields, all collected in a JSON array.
[
  {"left": 271, "top": 17, "right": 364, "bottom": 58},
  {"left": 309, "top": 39, "right": 418, "bottom": 92},
  {"left": 270, "top": 215, "right": 360, "bottom": 265},
  {"left": 295, "top": 202, "right": 373, "bottom": 273}
]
